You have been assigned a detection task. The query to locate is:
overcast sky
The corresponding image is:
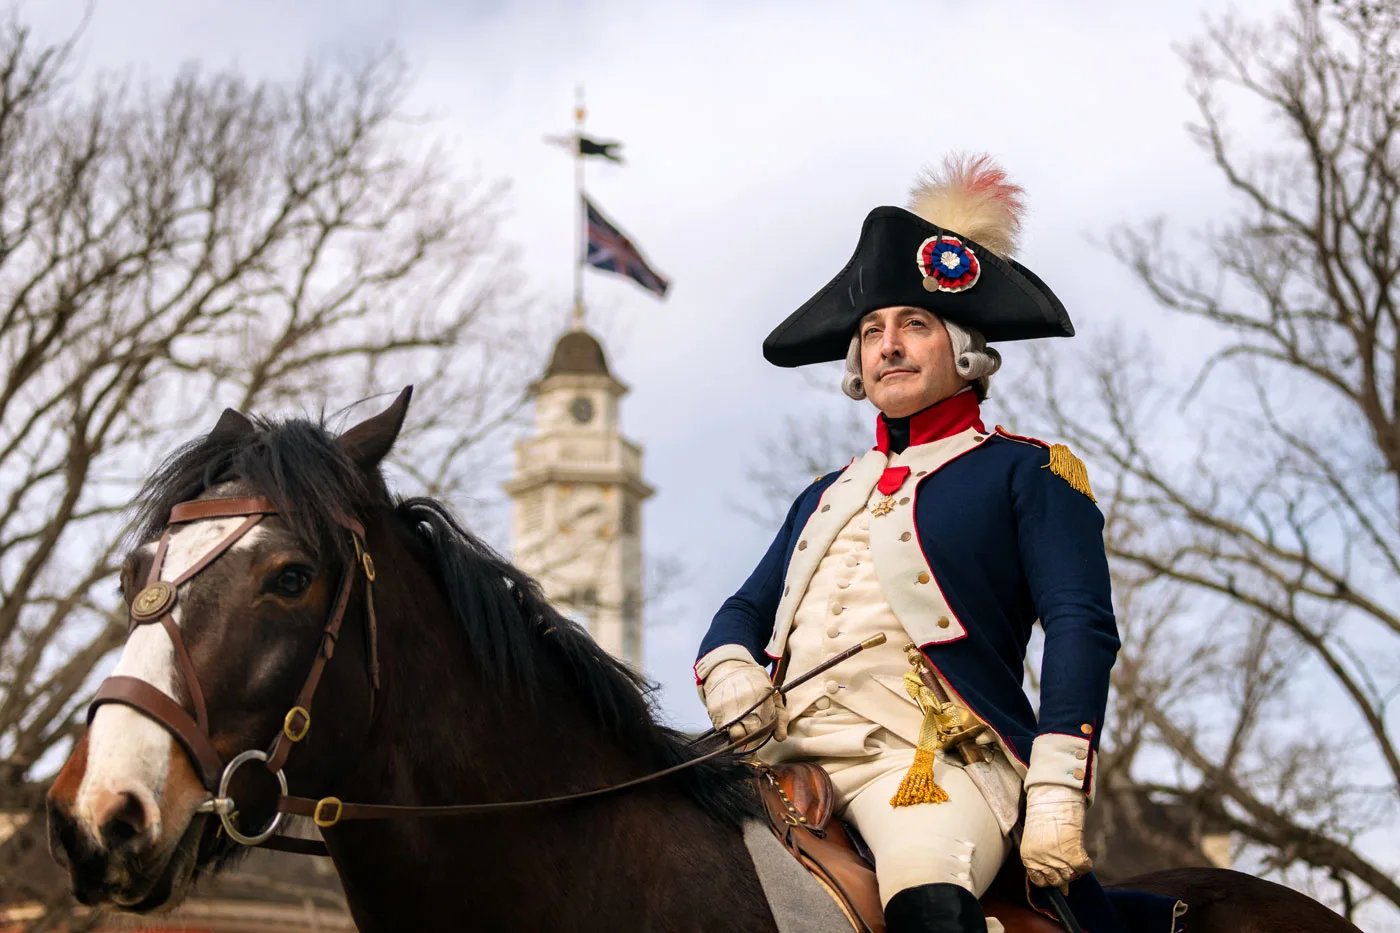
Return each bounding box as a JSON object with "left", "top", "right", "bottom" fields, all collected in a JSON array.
[
  {"left": 28, "top": 0, "right": 1400, "bottom": 926},
  {"left": 23, "top": 0, "right": 1300, "bottom": 718}
]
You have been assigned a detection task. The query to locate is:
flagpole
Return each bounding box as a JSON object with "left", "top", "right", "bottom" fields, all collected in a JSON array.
[{"left": 572, "top": 85, "right": 586, "bottom": 331}]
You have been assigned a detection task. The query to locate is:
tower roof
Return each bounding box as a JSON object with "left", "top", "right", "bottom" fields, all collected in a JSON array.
[{"left": 544, "top": 329, "right": 611, "bottom": 378}]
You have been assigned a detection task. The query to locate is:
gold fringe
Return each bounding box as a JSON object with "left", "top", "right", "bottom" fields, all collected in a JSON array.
[
  {"left": 890, "top": 748, "right": 949, "bottom": 807},
  {"left": 891, "top": 671, "right": 950, "bottom": 807},
  {"left": 1046, "top": 443, "right": 1096, "bottom": 502}
]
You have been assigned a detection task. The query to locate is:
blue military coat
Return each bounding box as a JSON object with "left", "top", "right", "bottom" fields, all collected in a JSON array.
[
  {"left": 698, "top": 392, "right": 1119, "bottom": 791},
  {"left": 696, "top": 395, "right": 1170, "bottom": 929}
]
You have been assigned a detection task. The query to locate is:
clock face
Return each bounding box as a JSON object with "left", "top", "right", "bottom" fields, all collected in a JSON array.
[{"left": 570, "top": 395, "right": 595, "bottom": 424}]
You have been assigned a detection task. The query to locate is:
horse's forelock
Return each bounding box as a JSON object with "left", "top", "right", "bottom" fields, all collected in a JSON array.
[{"left": 132, "top": 416, "right": 380, "bottom": 563}]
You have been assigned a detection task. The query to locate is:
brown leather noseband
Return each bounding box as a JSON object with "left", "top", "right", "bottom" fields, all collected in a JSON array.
[{"left": 89, "top": 496, "right": 378, "bottom": 846}]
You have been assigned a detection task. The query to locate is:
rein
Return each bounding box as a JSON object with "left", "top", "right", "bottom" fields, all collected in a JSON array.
[{"left": 92, "top": 495, "right": 878, "bottom": 858}]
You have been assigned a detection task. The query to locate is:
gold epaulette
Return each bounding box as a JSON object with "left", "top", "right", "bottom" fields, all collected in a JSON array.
[
  {"left": 1045, "top": 443, "right": 1096, "bottom": 503},
  {"left": 994, "top": 426, "right": 1096, "bottom": 503}
]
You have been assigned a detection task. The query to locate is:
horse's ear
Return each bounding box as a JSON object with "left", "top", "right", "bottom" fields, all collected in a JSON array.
[
  {"left": 209, "top": 408, "right": 255, "bottom": 443},
  {"left": 339, "top": 386, "right": 414, "bottom": 471}
]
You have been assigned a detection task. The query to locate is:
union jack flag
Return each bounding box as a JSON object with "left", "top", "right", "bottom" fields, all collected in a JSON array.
[{"left": 582, "top": 196, "right": 669, "bottom": 298}]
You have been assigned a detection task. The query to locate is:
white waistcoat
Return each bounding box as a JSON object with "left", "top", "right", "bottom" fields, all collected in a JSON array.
[
  {"left": 761, "top": 425, "right": 1026, "bottom": 774},
  {"left": 774, "top": 505, "right": 927, "bottom": 758},
  {"left": 765, "top": 426, "right": 991, "bottom": 661}
]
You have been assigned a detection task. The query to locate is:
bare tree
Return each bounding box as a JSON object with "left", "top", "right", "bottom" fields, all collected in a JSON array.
[
  {"left": 1021, "top": 0, "right": 1400, "bottom": 922},
  {"left": 0, "top": 14, "right": 538, "bottom": 922}
]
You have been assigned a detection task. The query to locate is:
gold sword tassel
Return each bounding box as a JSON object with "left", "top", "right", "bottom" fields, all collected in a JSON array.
[
  {"left": 890, "top": 670, "right": 950, "bottom": 806},
  {"left": 890, "top": 647, "right": 986, "bottom": 807}
]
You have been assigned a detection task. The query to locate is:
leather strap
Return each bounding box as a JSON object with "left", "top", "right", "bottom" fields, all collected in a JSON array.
[
  {"left": 265, "top": 559, "right": 357, "bottom": 774},
  {"left": 169, "top": 513, "right": 265, "bottom": 586},
  {"left": 161, "top": 614, "right": 211, "bottom": 734},
  {"left": 90, "top": 676, "right": 225, "bottom": 790},
  {"left": 127, "top": 512, "right": 267, "bottom": 739},
  {"left": 169, "top": 497, "right": 279, "bottom": 524},
  {"left": 144, "top": 532, "right": 172, "bottom": 592},
  {"left": 277, "top": 732, "right": 755, "bottom": 825}
]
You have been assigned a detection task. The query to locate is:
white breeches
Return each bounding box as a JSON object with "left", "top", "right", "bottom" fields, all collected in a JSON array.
[{"left": 783, "top": 707, "right": 1011, "bottom": 910}]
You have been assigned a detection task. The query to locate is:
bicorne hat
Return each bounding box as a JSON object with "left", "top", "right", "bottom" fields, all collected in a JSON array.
[{"left": 762, "top": 155, "right": 1074, "bottom": 367}]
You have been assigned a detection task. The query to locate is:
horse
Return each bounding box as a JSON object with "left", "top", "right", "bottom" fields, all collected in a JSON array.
[{"left": 45, "top": 390, "right": 1362, "bottom": 932}]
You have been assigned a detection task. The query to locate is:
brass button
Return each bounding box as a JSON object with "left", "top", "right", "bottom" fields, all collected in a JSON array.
[
  {"left": 974, "top": 435, "right": 987, "bottom": 441},
  {"left": 937, "top": 616, "right": 950, "bottom": 629},
  {"left": 1075, "top": 749, "right": 1088, "bottom": 760},
  {"left": 797, "top": 540, "right": 808, "bottom": 551},
  {"left": 1080, "top": 723, "right": 1094, "bottom": 736},
  {"left": 899, "top": 497, "right": 910, "bottom": 505},
  {"left": 917, "top": 572, "right": 930, "bottom": 585},
  {"left": 1073, "top": 768, "right": 1086, "bottom": 781},
  {"left": 900, "top": 532, "right": 912, "bottom": 542},
  {"left": 821, "top": 504, "right": 831, "bottom": 512},
  {"left": 814, "top": 475, "right": 824, "bottom": 484}
]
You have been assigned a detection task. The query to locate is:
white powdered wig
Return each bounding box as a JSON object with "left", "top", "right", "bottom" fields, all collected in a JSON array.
[{"left": 907, "top": 153, "right": 1025, "bottom": 259}]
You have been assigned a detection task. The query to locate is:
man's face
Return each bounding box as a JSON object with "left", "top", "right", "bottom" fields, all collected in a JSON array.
[{"left": 858, "top": 306, "right": 966, "bottom": 418}]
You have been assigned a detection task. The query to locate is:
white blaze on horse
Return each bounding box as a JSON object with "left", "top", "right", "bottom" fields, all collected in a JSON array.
[{"left": 47, "top": 390, "right": 1362, "bottom": 933}]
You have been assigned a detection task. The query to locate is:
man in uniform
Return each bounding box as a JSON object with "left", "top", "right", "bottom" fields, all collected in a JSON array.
[{"left": 695, "top": 156, "right": 1119, "bottom": 933}]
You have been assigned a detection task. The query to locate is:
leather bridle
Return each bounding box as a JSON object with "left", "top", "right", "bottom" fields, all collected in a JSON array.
[
  {"left": 88, "top": 494, "right": 763, "bottom": 858},
  {"left": 90, "top": 496, "right": 378, "bottom": 850}
]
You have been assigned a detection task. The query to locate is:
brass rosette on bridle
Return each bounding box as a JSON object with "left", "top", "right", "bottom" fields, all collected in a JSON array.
[{"left": 130, "top": 581, "right": 176, "bottom": 623}]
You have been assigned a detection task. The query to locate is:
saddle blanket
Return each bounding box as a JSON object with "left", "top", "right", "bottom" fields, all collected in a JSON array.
[{"left": 743, "top": 819, "right": 855, "bottom": 933}]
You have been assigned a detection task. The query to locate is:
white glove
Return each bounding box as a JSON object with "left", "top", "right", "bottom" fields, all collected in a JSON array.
[
  {"left": 1020, "top": 784, "right": 1092, "bottom": 892},
  {"left": 698, "top": 653, "right": 787, "bottom": 746}
]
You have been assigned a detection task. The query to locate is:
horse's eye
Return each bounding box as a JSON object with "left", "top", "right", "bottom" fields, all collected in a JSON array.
[{"left": 272, "top": 566, "right": 313, "bottom": 597}]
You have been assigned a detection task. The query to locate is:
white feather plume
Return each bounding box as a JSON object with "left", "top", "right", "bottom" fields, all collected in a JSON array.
[{"left": 907, "top": 154, "right": 1025, "bottom": 258}]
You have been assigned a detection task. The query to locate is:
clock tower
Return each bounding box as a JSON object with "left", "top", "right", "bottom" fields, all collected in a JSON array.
[{"left": 505, "top": 328, "right": 654, "bottom": 666}]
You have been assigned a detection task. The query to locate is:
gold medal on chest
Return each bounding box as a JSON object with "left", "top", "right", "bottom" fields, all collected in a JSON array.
[
  {"left": 870, "top": 466, "right": 911, "bottom": 516},
  {"left": 870, "top": 495, "right": 896, "bottom": 517}
]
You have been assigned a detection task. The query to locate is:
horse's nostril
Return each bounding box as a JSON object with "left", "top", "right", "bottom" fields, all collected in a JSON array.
[{"left": 92, "top": 788, "right": 156, "bottom": 854}]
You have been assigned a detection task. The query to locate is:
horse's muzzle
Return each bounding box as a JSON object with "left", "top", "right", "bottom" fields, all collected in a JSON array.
[{"left": 46, "top": 787, "right": 196, "bottom": 910}]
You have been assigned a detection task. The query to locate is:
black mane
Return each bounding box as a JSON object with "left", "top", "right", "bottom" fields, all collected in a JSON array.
[
  {"left": 398, "top": 498, "right": 759, "bottom": 825},
  {"left": 134, "top": 414, "right": 758, "bottom": 825}
]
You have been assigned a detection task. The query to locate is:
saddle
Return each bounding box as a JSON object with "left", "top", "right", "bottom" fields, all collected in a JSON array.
[{"left": 754, "top": 763, "right": 1062, "bottom": 933}]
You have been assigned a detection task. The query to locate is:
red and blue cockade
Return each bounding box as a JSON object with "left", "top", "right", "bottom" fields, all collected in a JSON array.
[{"left": 916, "top": 234, "right": 981, "bottom": 293}]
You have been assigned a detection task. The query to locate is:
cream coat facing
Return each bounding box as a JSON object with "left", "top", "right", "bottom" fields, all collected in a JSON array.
[{"left": 764, "top": 426, "right": 993, "bottom": 662}]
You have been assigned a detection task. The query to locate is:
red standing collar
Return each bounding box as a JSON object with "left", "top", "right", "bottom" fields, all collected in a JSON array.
[{"left": 874, "top": 390, "right": 986, "bottom": 453}]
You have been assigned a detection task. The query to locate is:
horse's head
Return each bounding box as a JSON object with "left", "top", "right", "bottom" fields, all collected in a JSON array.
[{"left": 46, "top": 388, "right": 412, "bottom": 911}]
